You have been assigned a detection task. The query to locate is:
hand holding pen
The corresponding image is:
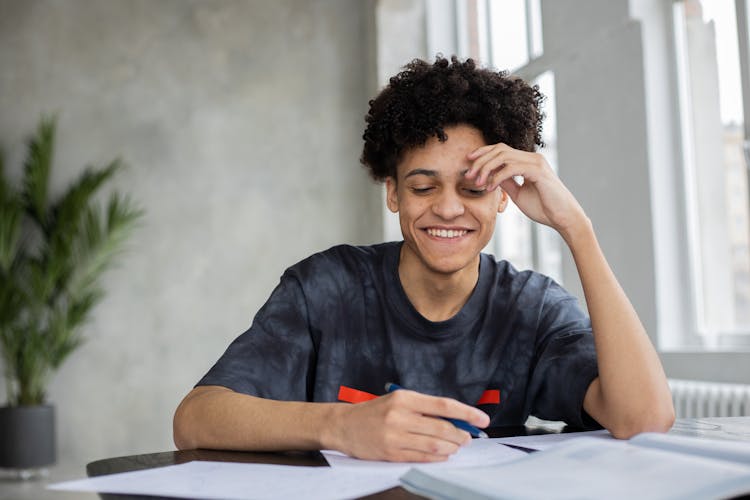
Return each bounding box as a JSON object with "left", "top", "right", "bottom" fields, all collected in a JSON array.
[
  {"left": 385, "top": 383, "right": 489, "bottom": 438},
  {"left": 329, "top": 383, "right": 490, "bottom": 462}
]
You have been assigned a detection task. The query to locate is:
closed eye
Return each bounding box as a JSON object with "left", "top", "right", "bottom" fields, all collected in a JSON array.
[
  {"left": 411, "top": 187, "right": 434, "bottom": 194},
  {"left": 464, "top": 188, "right": 487, "bottom": 196}
]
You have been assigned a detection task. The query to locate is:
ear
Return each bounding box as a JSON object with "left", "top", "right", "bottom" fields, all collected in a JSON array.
[
  {"left": 385, "top": 177, "right": 399, "bottom": 213},
  {"left": 497, "top": 189, "right": 508, "bottom": 213}
]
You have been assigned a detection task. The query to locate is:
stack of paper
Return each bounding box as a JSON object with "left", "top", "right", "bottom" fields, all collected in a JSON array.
[
  {"left": 49, "top": 431, "right": 750, "bottom": 499},
  {"left": 49, "top": 438, "right": 525, "bottom": 499}
]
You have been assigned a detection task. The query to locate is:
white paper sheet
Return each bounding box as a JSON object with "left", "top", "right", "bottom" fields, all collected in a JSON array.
[
  {"left": 490, "top": 429, "right": 611, "bottom": 450},
  {"left": 48, "top": 440, "right": 527, "bottom": 499},
  {"left": 323, "top": 437, "right": 525, "bottom": 469},
  {"left": 49, "top": 461, "right": 399, "bottom": 500},
  {"left": 321, "top": 437, "right": 526, "bottom": 490}
]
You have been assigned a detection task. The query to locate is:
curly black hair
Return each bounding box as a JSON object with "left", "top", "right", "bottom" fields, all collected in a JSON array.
[{"left": 361, "top": 55, "right": 545, "bottom": 182}]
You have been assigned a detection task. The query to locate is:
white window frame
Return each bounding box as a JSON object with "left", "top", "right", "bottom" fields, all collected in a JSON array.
[
  {"left": 669, "top": 0, "right": 750, "bottom": 345},
  {"left": 634, "top": 0, "right": 750, "bottom": 380}
]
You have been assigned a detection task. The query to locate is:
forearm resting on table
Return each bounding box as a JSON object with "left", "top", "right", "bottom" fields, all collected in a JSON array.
[
  {"left": 564, "top": 221, "right": 675, "bottom": 438},
  {"left": 173, "top": 385, "right": 341, "bottom": 452}
]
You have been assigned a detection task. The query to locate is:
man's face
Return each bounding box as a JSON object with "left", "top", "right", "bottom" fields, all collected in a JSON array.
[{"left": 386, "top": 124, "right": 508, "bottom": 277}]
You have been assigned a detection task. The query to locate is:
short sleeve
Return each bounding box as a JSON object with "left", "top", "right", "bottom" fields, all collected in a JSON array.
[
  {"left": 195, "top": 272, "right": 316, "bottom": 401},
  {"left": 527, "top": 281, "right": 602, "bottom": 430}
]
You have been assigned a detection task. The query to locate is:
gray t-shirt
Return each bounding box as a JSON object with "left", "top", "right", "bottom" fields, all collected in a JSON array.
[{"left": 197, "top": 241, "right": 601, "bottom": 429}]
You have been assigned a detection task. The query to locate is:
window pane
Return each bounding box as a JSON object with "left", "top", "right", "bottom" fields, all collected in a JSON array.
[
  {"left": 487, "top": 0, "right": 530, "bottom": 70},
  {"left": 477, "top": 3, "right": 559, "bottom": 280},
  {"left": 528, "top": 0, "right": 543, "bottom": 60},
  {"left": 674, "top": 0, "right": 750, "bottom": 345},
  {"left": 533, "top": 71, "right": 563, "bottom": 284},
  {"left": 487, "top": 72, "right": 561, "bottom": 281}
]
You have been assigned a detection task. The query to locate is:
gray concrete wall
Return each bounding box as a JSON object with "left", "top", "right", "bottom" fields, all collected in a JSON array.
[{"left": 0, "top": 0, "right": 381, "bottom": 472}]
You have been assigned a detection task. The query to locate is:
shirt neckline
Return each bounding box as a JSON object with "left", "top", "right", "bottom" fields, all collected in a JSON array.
[{"left": 383, "top": 241, "right": 492, "bottom": 339}]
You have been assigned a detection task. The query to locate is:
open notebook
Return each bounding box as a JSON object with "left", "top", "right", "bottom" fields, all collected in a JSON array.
[{"left": 400, "top": 432, "right": 750, "bottom": 500}]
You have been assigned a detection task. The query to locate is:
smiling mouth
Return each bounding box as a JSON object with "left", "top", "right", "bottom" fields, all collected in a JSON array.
[{"left": 425, "top": 228, "right": 470, "bottom": 239}]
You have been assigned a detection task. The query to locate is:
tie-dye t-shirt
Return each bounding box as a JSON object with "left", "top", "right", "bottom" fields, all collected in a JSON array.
[{"left": 197, "top": 241, "right": 601, "bottom": 429}]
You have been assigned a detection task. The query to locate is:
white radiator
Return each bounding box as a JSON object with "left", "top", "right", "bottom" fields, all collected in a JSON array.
[{"left": 669, "top": 379, "right": 750, "bottom": 418}]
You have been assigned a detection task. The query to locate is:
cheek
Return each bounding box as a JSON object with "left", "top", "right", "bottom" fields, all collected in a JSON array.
[
  {"left": 399, "top": 209, "right": 420, "bottom": 231},
  {"left": 397, "top": 197, "right": 425, "bottom": 220},
  {"left": 474, "top": 204, "right": 500, "bottom": 227}
]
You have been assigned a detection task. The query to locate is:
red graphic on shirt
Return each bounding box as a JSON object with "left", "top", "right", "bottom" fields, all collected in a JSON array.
[
  {"left": 337, "top": 386, "right": 500, "bottom": 405},
  {"left": 477, "top": 389, "right": 500, "bottom": 405},
  {"left": 337, "top": 386, "right": 378, "bottom": 404}
]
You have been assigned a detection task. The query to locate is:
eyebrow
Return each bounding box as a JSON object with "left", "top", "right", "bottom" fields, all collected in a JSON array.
[
  {"left": 403, "top": 168, "right": 470, "bottom": 179},
  {"left": 404, "top": 168, "right": 437, "bottom": 179}
]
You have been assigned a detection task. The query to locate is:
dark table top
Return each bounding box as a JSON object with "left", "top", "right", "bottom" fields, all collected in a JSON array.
[{"left": 86, "top": 425, "right": 578, "bottom": 500}]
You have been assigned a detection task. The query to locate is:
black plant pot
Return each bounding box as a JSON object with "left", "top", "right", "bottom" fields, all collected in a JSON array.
[{"left": 0, "top": 405, "right": 56, "bottom": 469}]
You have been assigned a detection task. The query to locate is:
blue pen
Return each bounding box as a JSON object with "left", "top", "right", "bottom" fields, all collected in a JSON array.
[{"left": 385, "top": 382, "right": 489, "bottom": 438}]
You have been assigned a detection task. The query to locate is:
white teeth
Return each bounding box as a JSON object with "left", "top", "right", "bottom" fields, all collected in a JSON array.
[{"left": 427, "top": 228, "right": 468, "bottom": 238}]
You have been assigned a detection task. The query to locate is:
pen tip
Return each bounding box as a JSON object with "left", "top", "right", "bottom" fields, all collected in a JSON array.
[{"left": 478, "top": 431, "right": 489, "bottom": 439}]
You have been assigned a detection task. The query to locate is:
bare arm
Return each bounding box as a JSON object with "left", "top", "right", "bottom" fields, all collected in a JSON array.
[
  {"left": 173, "top": 385, "right": 489, "bottom": 462},
  {"left": 173, "top": 386, "right": 336, "bottom": 452},
  {"left": 560, "top": 219, "right": 674, "bottom": 438},
  {"left": 467, "top": 144, "right": 675, "bottom": 438}
]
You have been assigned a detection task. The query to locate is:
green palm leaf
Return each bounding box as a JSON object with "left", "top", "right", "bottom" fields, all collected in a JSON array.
[
  {"left": 0, "top": 116, "right": 143, "bottom": 406},
  {"left": 22, "top": 117, "right": 55, "bottom": 228},
  {"left": 0, "top": 152, "right": 23, "bottom": 274}
]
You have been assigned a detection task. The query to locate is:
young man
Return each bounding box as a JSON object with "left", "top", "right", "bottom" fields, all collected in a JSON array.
[{"left": 173, "top": 56, "right": 674, "bottom": 463}]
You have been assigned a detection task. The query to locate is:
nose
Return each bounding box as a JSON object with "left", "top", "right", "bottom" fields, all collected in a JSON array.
[{"left": 432, "top": 188, "right": 465, "bottom": 220}]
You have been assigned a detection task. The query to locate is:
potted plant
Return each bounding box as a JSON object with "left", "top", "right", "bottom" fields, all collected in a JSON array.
[{"left": 0, "top": 116, "right": 143, "bottom": 477}]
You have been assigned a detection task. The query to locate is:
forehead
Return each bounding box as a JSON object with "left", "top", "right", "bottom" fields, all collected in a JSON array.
[{"left": 397, "top": 125, "right": 486, "bottom": 180}]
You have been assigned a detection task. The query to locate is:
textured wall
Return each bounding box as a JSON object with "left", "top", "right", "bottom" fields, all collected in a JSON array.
[{"left": 0, "top": 0, "right": 381, "bottom": 471}]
